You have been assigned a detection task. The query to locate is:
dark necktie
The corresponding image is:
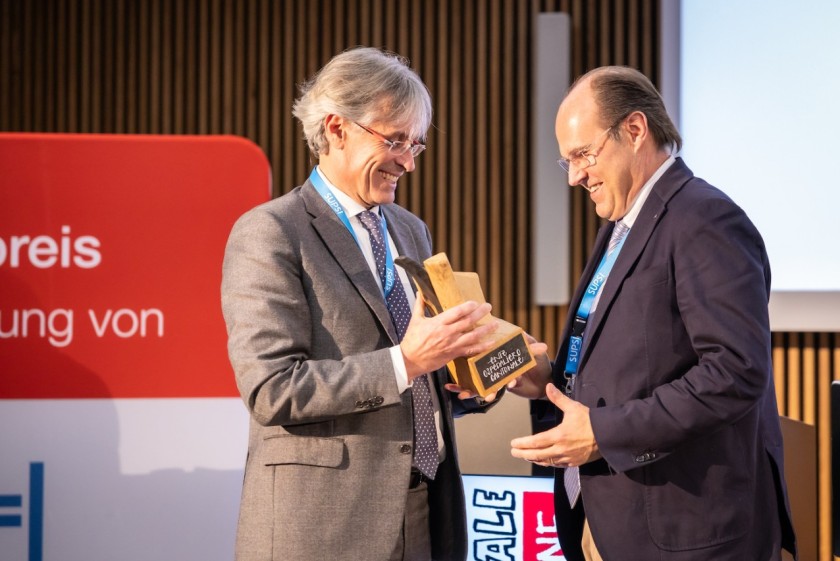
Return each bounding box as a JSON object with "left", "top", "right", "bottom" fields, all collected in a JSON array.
[
  {"left": 358, "top": 210, "right": 439, "bottom": 479},
  {"left": 564, "top": 219, "right": 630, "bottom": 507}
]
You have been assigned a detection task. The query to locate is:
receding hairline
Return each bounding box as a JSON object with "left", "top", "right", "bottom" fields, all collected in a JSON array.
[{"left": 561, "top": 68, "right": 619, "bottom": 125}]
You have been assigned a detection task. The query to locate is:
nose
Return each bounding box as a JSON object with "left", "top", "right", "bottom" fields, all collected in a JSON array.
[
  {"left": 396, "top": 150, "right": 416, "bottom": 172},
  {"left": 566, "top": 161, "right": 588, "bottom": 187}
]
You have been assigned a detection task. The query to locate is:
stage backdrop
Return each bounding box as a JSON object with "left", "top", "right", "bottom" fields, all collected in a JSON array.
[
  {"left": 0, "top": 133, "right": 270, "bottom": 561},
  {"left": 0, "top": 133, "right": 562, "bottom": 561}
]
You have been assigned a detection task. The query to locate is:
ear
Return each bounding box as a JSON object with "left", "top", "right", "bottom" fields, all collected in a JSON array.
[
  {"left": 623, "top": 110, "right": 649, "bottom": 151},
  {"left": 323, "top": 114, "right": 349, "bottom": 150}
]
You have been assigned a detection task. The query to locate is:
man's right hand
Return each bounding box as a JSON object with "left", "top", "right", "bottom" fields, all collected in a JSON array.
[{"left": 400, "top": 296, "right": 497, "bottom": 380}]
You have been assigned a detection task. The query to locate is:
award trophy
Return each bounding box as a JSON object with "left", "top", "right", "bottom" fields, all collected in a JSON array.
[{"left": 395, "top": 253, "right": 536, "bottom": 397}]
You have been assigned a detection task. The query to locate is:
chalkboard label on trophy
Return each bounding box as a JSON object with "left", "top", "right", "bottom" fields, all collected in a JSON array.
[{"left": 473, "top": 334, "right": 530, "bottom": 390}]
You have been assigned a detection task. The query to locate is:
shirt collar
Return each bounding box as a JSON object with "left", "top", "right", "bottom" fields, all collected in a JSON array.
[
  {"left": 619, "top": 155, "right": 676, "bottom": 228},
  {"left": 315, "top": 166, "right": 380, "bottom": 218}
]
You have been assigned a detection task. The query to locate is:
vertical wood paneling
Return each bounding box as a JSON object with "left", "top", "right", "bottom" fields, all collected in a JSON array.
[
  {"left": 37, "top": 1, "right": 51, "bottom": 127},
  {"left": 789, "top": 334, "right": 803, "bottom": 419},
  {"left": 461, "top": 0, "right": 475, "bottom": 271},
  {"left": 0, "top": 1, "right": 10, "bottom": 131},
  {"left": 774, "top": 331, "right": 838, "bottom": 560},
  {"left": 834, "top": 340, "right": 840, "bottom": 561},
  {"left": 171, "top": 3, "right": 187, "bottom": 134},
  {"left": 431, "top": 0, "right": 450, "bottom": 265},
  {"left": 78, "top": 0, "right": 90, "bottom": 131},
  {"left": 2, "top": 1, "right": 837, "bottom": 557},
  {"left": 136, "top": 1, "right": 148, "bottom": 132},
  {"left": 474, "top": 0, "right": 489, "bottom": 285},
  {"left": 817, "top": 333, "right": 833, "bottom": 560},
  {"left": 514, "top": 0, "right": 530, "bottom": 330},
  {"left": 487, "top": 0, "right": 503, "bottom": 312},
  {"left": 257, "top": 0, "right": 270, "bottom": 152},
  {"left": 804, "top": 333, "right": 817, "bottom": 424}
]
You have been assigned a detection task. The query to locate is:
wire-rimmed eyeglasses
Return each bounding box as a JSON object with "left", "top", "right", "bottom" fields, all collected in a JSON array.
[
  {"left": 557, "top": 125, "right": 617, "bottom": 174},
  {"left": 354, "top": 122, "right": 426, "bottom": 158}
]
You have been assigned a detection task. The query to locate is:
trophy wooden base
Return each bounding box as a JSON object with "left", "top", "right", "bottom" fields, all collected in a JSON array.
[{"left": 395, "top": 253, "right": 536, "bottom": 397}]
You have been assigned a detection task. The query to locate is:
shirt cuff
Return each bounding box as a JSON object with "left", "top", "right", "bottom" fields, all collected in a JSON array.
[{"left": 389, "top": 345, "right": 411, "bottom": 393}]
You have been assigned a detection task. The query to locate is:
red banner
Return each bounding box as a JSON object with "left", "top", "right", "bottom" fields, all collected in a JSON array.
[{"left": 0, "top": 134, "right": 270, "bottom": 398}]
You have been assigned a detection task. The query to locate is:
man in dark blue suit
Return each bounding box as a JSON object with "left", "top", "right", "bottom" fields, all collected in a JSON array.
[{"left": 509, "top": 66, "right": 797, "bottom": 560}]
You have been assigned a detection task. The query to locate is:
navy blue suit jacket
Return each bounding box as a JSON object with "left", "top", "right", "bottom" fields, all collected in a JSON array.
[{"left": 551, "top": 159, "right": 796, "bottom": 560}]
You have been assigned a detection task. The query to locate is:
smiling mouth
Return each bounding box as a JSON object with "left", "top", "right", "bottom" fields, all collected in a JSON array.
[
  {"left": 584, "top": 183, "right": 601, "bottom": 194},
  {"left": 379, "top": 170, "right": 400, "bottom": 183}
]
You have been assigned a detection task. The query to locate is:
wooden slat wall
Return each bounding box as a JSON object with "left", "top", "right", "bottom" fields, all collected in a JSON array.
[
  {"left": 774, "top": 332, "right": 840, "bottom": 559},
  {"left": 2, "top": 0, "right": 837, "bottom": 557}
]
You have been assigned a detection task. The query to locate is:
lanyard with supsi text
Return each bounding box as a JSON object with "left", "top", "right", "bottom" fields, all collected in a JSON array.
[
  {"left": 562, "top": 234, "right": 628, "bottom": 395},
  {"left": 308, "top": 167, "right": 397, "bottom": 297}
]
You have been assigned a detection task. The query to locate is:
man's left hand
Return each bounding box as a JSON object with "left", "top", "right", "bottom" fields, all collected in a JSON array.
[
  {"left": 444, "top": 383, "right": 498, "bottom": 403},
  {"left": 510, "top": 383, "right": 601, "bottom": 468}
]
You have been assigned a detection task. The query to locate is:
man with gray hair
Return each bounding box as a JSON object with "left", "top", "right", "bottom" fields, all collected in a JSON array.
[{"left": 222, "top": 46, "right": 500, "bottom": 561}]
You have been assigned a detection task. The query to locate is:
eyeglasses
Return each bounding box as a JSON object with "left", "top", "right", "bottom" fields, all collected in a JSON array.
[
  {"left": 354, "top": 122, "right": 426, "bottom": 157},
  {"left": 557, "top": 125, "right": 616, "bottom": 174}
]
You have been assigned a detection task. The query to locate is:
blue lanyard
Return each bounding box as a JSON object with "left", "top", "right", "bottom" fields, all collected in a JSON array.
[
  {"left": 308, "top": 167, "right": 397, "bottom": 297},
  {"left": 563, "top": 234, "right": 628, "bottom": 390}
]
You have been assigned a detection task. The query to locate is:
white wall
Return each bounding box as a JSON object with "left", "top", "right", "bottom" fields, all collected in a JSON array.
[{"left": 664, "top": 0, "right": 840, "bottom": 331}]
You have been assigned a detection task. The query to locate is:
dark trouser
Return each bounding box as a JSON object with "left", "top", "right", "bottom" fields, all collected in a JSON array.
[{"left": 389, "top": 476, "right": 432, "bottom": 561}]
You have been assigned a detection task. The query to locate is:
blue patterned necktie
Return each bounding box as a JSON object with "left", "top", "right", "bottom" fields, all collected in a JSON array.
[
  {"left": 607, "top": 219, "right": 630, "bottom": 255},
  {"left": 358, "top": 210, "right": 439, "bottom": 479},
  {"left": 564, "top": 219, "right": 630, "bottom": 507}
]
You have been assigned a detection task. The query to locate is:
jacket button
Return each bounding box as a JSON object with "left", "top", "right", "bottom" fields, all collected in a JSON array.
[
  {"left": 355, "top": 400, "right": 365, "bottom": 409},
  {"left": 399, "top": 444, "right": 412, "bottom": 454},
  {"left": 373, "top": 396, "right": 384, "bottom": 406}
]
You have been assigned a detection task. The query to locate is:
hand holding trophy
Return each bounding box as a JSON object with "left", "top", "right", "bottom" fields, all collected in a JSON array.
[{"left": 396, "top": 253, "right": 537, "bottom": 397}]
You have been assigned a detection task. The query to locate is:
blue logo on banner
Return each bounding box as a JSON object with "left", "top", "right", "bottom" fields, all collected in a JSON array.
[{"left": 0, "top": 463, "right": 44, "bottom": 561}]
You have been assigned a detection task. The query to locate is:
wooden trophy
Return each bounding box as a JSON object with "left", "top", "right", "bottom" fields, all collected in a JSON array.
[{"left": 395, "top": 253, "right": 536, "bottom": 397}]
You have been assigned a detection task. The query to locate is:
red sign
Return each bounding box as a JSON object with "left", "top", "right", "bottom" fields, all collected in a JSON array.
[
  {"left": 523, "top": 491, "right": 563, "bottom": 559},
  {"left": 0, "top": 133, "right": 271, "bottom": 398}
]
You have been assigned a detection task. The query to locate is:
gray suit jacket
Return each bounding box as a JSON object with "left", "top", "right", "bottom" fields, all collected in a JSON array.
[{"left": 222, "top": 179, "right": 476, "bottom": 561}]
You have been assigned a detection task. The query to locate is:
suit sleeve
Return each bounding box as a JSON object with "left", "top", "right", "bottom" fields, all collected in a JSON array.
[
  {"left": 589, "top": 194, "right": 773, "bottom": 473},
  {"left": 221, "top": 204, "right": 403, "bottom": 427}
]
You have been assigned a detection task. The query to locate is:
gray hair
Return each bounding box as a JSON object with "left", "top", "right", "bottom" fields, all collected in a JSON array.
[
  {"left": 292, "top": 47, "right": 433, "bottom": 158},
  {"left": 575, "top": 66, "right": 682, "bottom": 152}
]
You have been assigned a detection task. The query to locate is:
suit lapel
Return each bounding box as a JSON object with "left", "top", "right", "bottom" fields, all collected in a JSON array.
[
  {"left": 576, "top": 158, "right": 694, "bottom": 371},
  {"left": 551, "top": 225, "right": 611, "bottom": 379},
  {"left": 577, "top": 198, "right": 667, "bottom": 368},
  {"left": 302, "top": 181, "right": 400, "bottom": 344}
]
